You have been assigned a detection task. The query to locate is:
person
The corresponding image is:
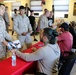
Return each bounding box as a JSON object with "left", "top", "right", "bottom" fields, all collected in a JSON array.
[
  {"left": 25, "top": 3, "right": 30, "bottom": 16},
  {"left": 3, "top": 6, "right": 10, "bottom": 32},
  {"left": 57, "top": 22, "right": 73, "bottom": 56},
  {"left": 11, "top": 9, "right": 17, "bottom": 21},
  {"left": 0, "top": 3, "right": 13, "bottom": 60},
  {"left": 29, "top": 10, "right": 38, "bottom": 41},
  {"left": 13, "top": 6, "right": 32, "bottom": 50},
  {"left": 37, "top": 8, "right": 48, "bottom": 33},
  {"left": 15, "top": 28, "right": 60, "bottom": 75},
  {"left": 48, "top": 11, "right": 54, "bottom": 27},
  {"left": 44, "top": 8, "right": 48, "bottom": 15},
  {"left": 69, "top": 21, "right": 76, "bottom": 48},
  {"left": 11, "top": 9, "right": 18, "bottom": 35},
  {"left": 38, "top": 10, "right": 50, "bottom": 41}
]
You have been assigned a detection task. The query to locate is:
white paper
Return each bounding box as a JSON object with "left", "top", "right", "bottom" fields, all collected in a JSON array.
[{"left": 13, "top": 40, "right": 21, "bottom": 49}]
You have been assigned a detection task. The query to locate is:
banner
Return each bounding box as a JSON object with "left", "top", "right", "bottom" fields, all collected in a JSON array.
[{"left": 73, "top": 2, "right": 76, "bottom": 16}]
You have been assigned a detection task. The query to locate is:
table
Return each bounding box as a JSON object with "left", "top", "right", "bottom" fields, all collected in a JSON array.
[{"left": 0, "top": 42, "right": 43, "bottom": 75}]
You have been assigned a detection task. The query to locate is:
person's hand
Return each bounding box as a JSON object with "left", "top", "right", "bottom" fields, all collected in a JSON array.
[
  {"left": 21, "top": 32, "right": 27, "bottom": 36},
  {"left": 32, "top": 47, "right": 37, "bottom": 52},
  {"left": 10, "top": 49, "right": 16, "bottom": 53},
  {"left": 57, "top": 28, "right": 63, "bottom": 35}
]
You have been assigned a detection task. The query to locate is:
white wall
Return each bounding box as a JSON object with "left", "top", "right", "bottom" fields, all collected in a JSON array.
[{"left": 42, "top": 0, "right": 76, "bottom": 22}]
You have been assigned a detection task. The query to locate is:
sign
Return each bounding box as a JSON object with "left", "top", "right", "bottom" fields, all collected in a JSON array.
[{"left": 73, "top": 2, "right": 76, "bottom": 16}]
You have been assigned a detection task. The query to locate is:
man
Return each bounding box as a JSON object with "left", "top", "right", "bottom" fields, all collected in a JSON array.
[
  {"left": 11, "top": 9, "right": 18, "bottom": 35},
  {"left": 38, "top": 10, "right": 50, "bottom": 41},
  {"left": 57, "top": 22, "right": 73, "bottom": 56},
  {"left": 13, "top": 6, "right": 32, "bottom": 50},
  {"left": 48, "top": 11, "right": 54, "bottom": 27},
  {"left": 38, "top": 9, "right": 48, "bottom": 30},
  {"left": 29, "top": 10, "right": 38, "bottom": 41},
  {"left": 0, "top": 3, "right": 13, "bottom": 60},
  {"left": 69, "top": 21, "right": 76, "bottom": 48},
  {"left": 3, "top": 6, "right": 10, "bottom": 32},
  {"left": 11, "top": 9, "right": 18, "bottom": 21},
  {"left": 44, "top": 8, "right": 48, "bottom": 15},
  {"left": 25, "top": 3, "right": 30, "bottom": 16},
  {"left": 37, "top": 8, "right": 48, "bottom": 33},
  {"left": 15, "top": 28, "right": 60, "bottom": 75}
]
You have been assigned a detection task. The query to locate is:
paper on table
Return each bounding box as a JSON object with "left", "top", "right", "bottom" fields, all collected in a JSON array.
[{"left": 13, "top": 40, "right": 21, "bottom": 49}]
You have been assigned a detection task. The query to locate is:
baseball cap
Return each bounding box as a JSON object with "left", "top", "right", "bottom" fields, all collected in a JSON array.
[{"left": 60, "top": 22, "right": 69, "bottom": 29}]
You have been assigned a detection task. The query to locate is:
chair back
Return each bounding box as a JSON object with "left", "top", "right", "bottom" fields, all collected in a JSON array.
[{"left": 58, "top": 53, "right": 76, "bottom": 75}]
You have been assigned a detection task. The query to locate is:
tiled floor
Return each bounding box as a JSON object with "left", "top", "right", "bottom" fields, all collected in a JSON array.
[
  {"left": 71, "top": 63, "right": 76, "bottom": 75},
  {"left": 8, "top": 30, "right": 76, "bottom": 75}
]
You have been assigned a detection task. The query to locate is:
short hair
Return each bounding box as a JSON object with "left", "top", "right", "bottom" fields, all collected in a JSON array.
[
  {"left": 25, "top": 3, "right": 28, "bottom": 6},
  {"left": 30, "top": 10, "right": 34, "bottom": 13},
  {"left": 60, "top": 22, "right": 69, "bottom": 31},
  {"left": 14, "top": 9, "right": 17, "bottom": 11},
  {"left": 44, "top": 8, "right": 48, "bottom": 14},
  {"left": 43, "top": 28, "right": 58, "bottom": 44},
  {"left": 0, "top": 3, "right": 5, "bottom": 7},
  {"left": 5, "top": 6, "right": 8, "bottom": 8},
  {"left": 19, "top": 5, "right": 25, "bottom": 10},
  {"left": 44, "top": 8, "right": 47, "bottom": 12}
]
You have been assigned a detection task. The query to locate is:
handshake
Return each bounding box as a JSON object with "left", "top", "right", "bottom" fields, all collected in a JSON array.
[{"left": 7, "top": 40, "right": 21, "bottom": 50}]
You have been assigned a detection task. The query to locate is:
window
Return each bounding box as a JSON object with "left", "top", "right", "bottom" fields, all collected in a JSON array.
[
  {"left": 53, "top": 0, "right": 69, "bottom": 18},
  {"left": 10, "top": 2, "right": 21, "bottom": 17},
  {"left": 12, "top": 2, "right": 21, "bottom": 11},
  {"left": 30, "top": 0, "right": 43, "bottom": 17}
]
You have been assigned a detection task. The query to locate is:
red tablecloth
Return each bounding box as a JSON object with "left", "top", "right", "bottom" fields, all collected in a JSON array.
[{"left": 0, "top": 42, "right": 43, "bottom": 75}]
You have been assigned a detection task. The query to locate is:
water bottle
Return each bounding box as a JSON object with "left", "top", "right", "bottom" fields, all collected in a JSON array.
[{"left": 12, "top": 52, "right": 16, "bottom": 66}]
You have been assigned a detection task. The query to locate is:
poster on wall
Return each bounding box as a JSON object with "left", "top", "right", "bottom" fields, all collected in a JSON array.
[{"left": 73, "top": 2, "right": 76, "bottom": 16}]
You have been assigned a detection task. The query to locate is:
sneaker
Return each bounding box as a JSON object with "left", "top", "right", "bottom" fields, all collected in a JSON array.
[{"left": 34, "top": 39, "right": 38, "bottom": 41}]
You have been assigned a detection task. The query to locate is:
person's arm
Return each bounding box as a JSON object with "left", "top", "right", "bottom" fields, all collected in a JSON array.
[
  {"left": 40, "top": 16, "right": 45, "bottom": 30},
  {"left": 16, "top": 48, "right": 45, "bottom": 61},
  {"left": 0, "top": 33, "right": 12, "bottom": 50},
  {"left": 2, "top": 40, "right": 8, "bottom": 46},
  {"left": 4, "top": 12, "right": 10, "bottom": 26},
  {"left": 57, "top": 34, "right": 64, "bottom": 41},
  {"left": 5, "top": 31, "right": 12, "bottom": 41},
  {"left": 28, "top": 7, "right": 30, "bottom": 11}
]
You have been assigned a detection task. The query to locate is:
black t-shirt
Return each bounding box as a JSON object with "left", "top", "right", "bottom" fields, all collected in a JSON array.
[
  {"left": 48, "top": 17, "right": 53, "bottom": 26},
  {"left": 29, "top": 16, "right": 35, "bottom": 28}
]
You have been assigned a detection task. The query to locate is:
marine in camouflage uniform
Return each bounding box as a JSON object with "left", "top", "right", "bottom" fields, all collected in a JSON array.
[
  {"left": 13, "top": 6, "right": 32, "bottom": 49},
  {"left": 0, "top": 16, "right": 12, "bottom": 59}
]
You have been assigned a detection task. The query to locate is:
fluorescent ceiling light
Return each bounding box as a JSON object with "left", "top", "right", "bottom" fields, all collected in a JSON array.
[{"left": 3, "top": 0, "right": 16, "bottom": 2}]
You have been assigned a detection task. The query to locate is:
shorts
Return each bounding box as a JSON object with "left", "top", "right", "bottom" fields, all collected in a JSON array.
[
  {"left": 25, "top": 34, "right": 32, "bottom": 44},
  {"left": 18, "top": 33, "right": 32, "bottom": 46}
]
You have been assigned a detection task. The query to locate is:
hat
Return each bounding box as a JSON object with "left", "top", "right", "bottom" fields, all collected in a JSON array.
[{"left": 60, "top": 22, "right": 69, "bottom": 29}]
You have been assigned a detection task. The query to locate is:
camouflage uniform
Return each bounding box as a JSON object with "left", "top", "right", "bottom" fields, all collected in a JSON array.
[
  {"left": 0, "top": 16, "right": 12, "bottom": 58},
  {"left": 13, "top": 14, "right": 32, "bottom": 46}
]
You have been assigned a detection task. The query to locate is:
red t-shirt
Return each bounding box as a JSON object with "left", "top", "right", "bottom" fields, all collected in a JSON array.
[{"left": 57, "top": 31, "right": 73, "bottom": 55}]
